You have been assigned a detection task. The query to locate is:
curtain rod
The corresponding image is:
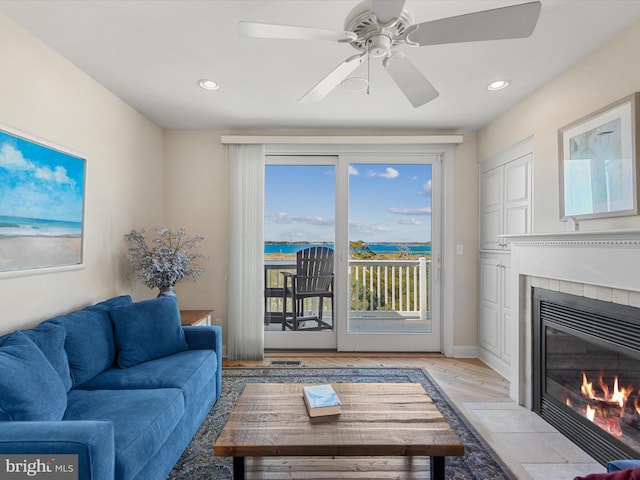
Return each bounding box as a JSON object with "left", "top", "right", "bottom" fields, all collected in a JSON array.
[{"left": 220, "top": 135, "right": 464, "bottom": 145}]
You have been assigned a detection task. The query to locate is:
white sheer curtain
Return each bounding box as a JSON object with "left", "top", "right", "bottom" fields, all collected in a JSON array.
[{"left": 227, "top": 144, "right": 265, "bottom": 360}]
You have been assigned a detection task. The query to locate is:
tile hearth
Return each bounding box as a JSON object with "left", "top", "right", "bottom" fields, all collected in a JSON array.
[{"left": 461, "top": 400, "right": 604, "bottom": 479}]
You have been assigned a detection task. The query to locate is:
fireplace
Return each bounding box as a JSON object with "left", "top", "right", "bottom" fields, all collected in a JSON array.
[{"left": 533, "top": 287, "right": 640, "bottom": 465}]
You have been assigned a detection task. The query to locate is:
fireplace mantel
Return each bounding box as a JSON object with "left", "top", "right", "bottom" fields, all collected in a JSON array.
[
  {"left": 504, "top": 229, "right": 640, "bottom": 247},
  {"left": 500, "top": 229, "right": 640, "bottom": 405}
]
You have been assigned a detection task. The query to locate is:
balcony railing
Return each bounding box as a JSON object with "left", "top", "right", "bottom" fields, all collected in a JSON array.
[{"left": 264, "top": 258, "right": 430, "bottom": 326}]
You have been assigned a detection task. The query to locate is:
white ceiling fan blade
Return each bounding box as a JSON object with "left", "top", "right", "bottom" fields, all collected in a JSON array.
[
  {"left": 299, "top": 54, "right": 365, "bottom": 104},
  {"left": 370, "top": 0, "right": 406, "bottom": 25},
  {"left": 238, "top": 21, "right": 355, "bottom": 42},
  {"left": 407, "top": 1, "right": 542, "bottom": 46},
  {"left": 383, "top": 53, "right": 439, "bottom": 108}
]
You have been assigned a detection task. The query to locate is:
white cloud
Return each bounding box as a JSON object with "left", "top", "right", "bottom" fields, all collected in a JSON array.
[
  {"left": 268, "top": 211, "right": 333, "bottom": 226},
  {"left": 349, "top": 220, "right": 391, "bottom": 236},
  {"left": 34, "top": 165, "right": 75, "bottom": 186},
  {"left": 422, "top": 179, "right": 432, "bottom": 195},
  {"left": 0, "top": 142, "right": 75, "bottom": 186},
  {"left": 365, "top": 167, "right": 399, "bottom": 179},
  {"left": 0, "top": 143, "right": 34, "bottom": 171},
  {"left": 388, "top": 207, "right": 431, "bottom": 216},
  {"left": 348, "top": 165, "right": 359, "bottom": 175},
  {"left": 395, "top": 217, "right": 421, "bottom": 225},
  {"left": 379, "top": 167, "right": 400, "bottom": 179}
]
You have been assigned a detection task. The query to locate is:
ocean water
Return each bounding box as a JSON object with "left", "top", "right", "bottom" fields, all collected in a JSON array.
[
  {"left": 265, "top": 242, "right": 431, "bottom": 256},
  {"left": 0, "top": 215, "right": 82, "bottom": 237}
]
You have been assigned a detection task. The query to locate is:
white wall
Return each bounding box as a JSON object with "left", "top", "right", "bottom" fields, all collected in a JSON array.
[
  {"left": 0, "top": 13, "right": 165, "bottom": 333},
  {"left": 479, "top": 20, "right": 640, "bottom": 233}
]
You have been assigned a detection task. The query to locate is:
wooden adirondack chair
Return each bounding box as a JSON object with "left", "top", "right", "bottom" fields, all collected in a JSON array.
[{"left": 281, "top": 247, "right": 334, "bottom": 331}]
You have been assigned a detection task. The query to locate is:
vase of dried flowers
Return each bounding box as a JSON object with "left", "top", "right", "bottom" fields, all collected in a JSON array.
[{"left": 125, "top": 226, "right": 204, "bottom": 297}]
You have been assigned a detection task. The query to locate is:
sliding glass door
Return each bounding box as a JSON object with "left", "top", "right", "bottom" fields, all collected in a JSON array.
[
  {"left": 264, "top": 152, "right": 441, "bottom": 352},
  {"left": 263, "top": 156, "right": 338, "bottom": 350},
  {"left": 337, "top": 154, "right": 441, "bottom": 352}
]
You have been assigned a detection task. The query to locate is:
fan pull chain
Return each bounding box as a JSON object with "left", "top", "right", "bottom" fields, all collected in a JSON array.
[{"left": 367, "top": 51, "right": 371, "bottom": 95}]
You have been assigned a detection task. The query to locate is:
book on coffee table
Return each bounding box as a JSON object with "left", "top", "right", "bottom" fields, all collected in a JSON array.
[{"left": 302, "top": 384, "right": 341, "bottom": 417}]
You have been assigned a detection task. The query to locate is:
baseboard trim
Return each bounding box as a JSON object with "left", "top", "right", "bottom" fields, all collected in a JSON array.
[
  {"left": 479, "top": 349, "right": 510, "bottom": 379},
  {"left": 450, "top": 345, "right": 480, "bottom": 358}
]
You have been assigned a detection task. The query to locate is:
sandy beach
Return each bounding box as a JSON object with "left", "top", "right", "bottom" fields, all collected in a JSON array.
[{"left": 0, "top": 235, "right": 82, "bottom": 272}]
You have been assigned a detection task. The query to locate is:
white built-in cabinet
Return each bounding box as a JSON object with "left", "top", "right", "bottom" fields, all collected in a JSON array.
[
  {"left": 480, "top": 152, "right": 532, "bottom": 250},
  {"left": 478, "top": 139, "right": 532, "bottom": 379},
  {"left": 478, "top": 254, "right": 511, "bottom": 377}
]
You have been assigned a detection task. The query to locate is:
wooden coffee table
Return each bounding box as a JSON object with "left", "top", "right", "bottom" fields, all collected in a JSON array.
[{"left": 214, "top": 382, "right": 464, "bottom": 480}]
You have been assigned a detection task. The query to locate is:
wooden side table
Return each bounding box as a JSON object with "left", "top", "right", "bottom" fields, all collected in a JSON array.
[{"left": 180, "top": 310, "right": 213, "bottom": 326}]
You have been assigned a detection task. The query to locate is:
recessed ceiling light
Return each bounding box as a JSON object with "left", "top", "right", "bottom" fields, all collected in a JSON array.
[
  {"left": 342, "top": 76, "right": 369, "bottom": 92},
  {"left": 198, "top": 79, "right": 219, "bottom": 91},
  {"left": 486, "top": 79, "right": 510, "bottom": 91}
]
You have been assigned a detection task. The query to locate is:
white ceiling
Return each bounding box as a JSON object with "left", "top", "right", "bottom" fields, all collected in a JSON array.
[{"left": 1, "top": 0, "right": 640, "bottom": 131}]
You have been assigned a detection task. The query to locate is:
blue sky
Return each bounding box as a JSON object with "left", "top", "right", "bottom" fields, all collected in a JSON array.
[
  {"left": 265, "top": 163, "right": 432, "bottom": 243},
  {"left": 0, "top": 131, "right": 85, "bottom": 222}
]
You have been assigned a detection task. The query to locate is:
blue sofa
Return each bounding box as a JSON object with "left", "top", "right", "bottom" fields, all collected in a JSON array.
[{"left": 0, "top": 295, "right": 222, "bottom": 480}]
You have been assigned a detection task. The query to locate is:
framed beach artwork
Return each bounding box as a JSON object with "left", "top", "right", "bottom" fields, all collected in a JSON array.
[
  {"left": 559, "top": 92, "right": 640, "bottom": 220},
  {"left": 0, "top": 125, "right": 86, "bottom": 273}
]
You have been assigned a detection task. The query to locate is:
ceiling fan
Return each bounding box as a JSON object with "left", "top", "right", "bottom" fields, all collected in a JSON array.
[{"left": 239, "top": 0, "right": 542, "bottom": 108}]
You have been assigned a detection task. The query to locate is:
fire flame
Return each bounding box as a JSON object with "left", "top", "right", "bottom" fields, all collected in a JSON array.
[
  {"left": 573, "top": 371, "right": 633, "bottom": 438},
  {"left": 580, "top": 372, "right": 629, "bottom": 411}
]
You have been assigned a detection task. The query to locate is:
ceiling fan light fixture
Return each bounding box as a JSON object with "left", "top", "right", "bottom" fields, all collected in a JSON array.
[
  {"left": 367, "top": 34, "right": 391, "bottom": 57},
  {"left": 198, "top": 79, "right": 220, "bottom": 91},
  {"left": 486, "top": 79, "right": 511, "bottom": 91}
]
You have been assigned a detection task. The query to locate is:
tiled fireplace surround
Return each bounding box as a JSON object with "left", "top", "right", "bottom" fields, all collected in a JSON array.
[{"left": 504, "top": 229, "right": 640, "bottom": 408}]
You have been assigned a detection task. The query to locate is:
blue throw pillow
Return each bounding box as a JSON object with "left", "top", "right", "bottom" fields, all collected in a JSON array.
[
  {"left": 87, "top": 295, "right": 133, "bottom": 312},
  {"left": 0, "top": 331, "right": 67, "bottom": 421},
  {"left": 51, "top": 295, "right": 132, "bottom": 386},
  {"left": 22, "top": 321, "right": 73, "bottom": 392},
  {"left": 110, "top": 297, "right": 188, "bottom": 368}
]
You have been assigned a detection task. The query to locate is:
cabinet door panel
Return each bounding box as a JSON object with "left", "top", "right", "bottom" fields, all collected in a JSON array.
[
  {"left": 505, "top": 157, "right": 530, "bottom": 204},
  {"left": 480, "top": 168, "right": 504, "bottom": 250},
  {"left": 480, "top": 261, "right": 501, "bottom": 305},
  {"left": 505, "top": 204, "right": 529, "bottom": 236},
  {"left": 501, "top": 309, "right": 511, "bottom": 363},
  {"left": 480, "top": 303, "right": 500, "bottom": 355},
  {"left": 481, "top": 210, "right": 502, "bottom": 250},
  {"left": 482, "top": 168, "right": 503, "bottom": 209}
]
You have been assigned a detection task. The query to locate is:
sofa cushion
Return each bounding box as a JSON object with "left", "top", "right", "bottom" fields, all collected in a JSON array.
[
  {"left": 0, "top": 331, "right": 67, "bottom": 421},
  {"left": 77, "top": 349, "right": 218, "bottom": 404},
  {"left": 22, "top": 321, "right": 72, "bottom": 391},
  {"left": 110, "top": 297, "right": 188, "bottom": 368},
  {"left": 87, "top": 295, "right": 133, "bottom": 312},
  {"left": 52, "top": 295, "right": 132, "bottom": 386},
  {"left": 64, "top": 388, "right": 184, "bottom": 480}
]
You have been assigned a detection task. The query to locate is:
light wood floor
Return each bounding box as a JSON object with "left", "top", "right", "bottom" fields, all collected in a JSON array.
[
  {"left": 222, "top": 352, "right": 513, "bottom": 479},
  {"left": 223, "top": 352, "right": 511, "bottom": 405}
]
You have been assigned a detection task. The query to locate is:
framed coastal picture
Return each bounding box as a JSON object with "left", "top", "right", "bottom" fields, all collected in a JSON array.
[
  {"left": 0, "top": 125, "right": 86, "bottom": 273},
  {"left": 559, "top": 92, "right": 640, "bottom": 220}
]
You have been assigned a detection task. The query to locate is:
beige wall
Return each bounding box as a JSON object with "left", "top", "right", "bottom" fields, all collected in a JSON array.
[
  {"left": 0, "top": 10, "right": 480, "bottom": 353},
  {"left": 162, "top": 132, "right": 480, "bottom": 354},
  {"left": 479, "top": 20, "right": 640, "bottom": 233},
  {"left": 0, "top": 13, "right": 164, "bottom": 333},
  {"left": 452, "top": 132, "right": 479, "bottom": 349},
  {"left": 163, "top": 131, "right": 229, "bottom": 344}
]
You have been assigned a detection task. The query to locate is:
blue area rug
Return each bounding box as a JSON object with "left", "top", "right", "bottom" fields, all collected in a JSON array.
[{"left": 168, "top": 367, "right": 516, "bottom": 480}]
